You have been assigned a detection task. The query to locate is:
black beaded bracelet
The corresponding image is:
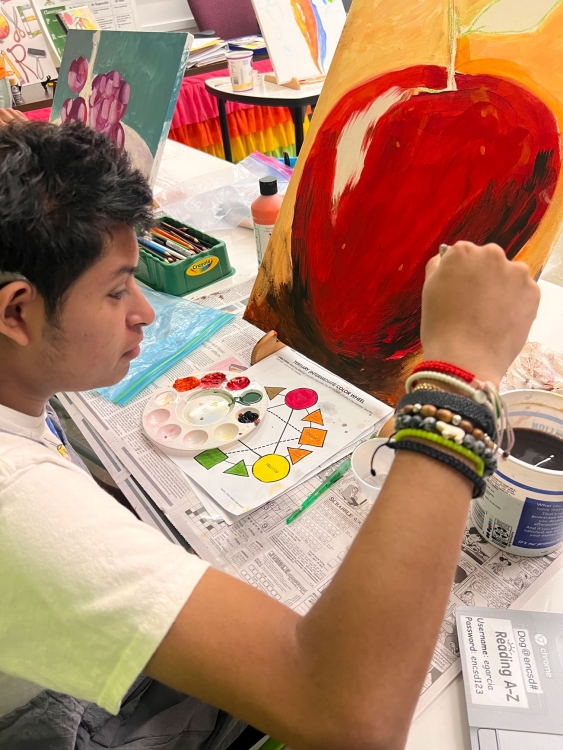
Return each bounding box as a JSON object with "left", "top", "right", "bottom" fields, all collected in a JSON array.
[
  {"left": 390, "top": 439, "right": 487, "bottom": 498},
  {"left": 397, "top": 391, "right": 496, "bottom": 440}
]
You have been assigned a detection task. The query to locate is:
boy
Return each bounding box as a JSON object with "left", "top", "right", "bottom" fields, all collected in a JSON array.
[{"left": 0, "top": 121, "right": 540, "bottom": 750}]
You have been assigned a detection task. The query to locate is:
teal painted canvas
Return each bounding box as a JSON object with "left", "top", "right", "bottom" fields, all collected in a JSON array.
[{"left": 51, "top": 30, "right": 192, "bottom": 186}]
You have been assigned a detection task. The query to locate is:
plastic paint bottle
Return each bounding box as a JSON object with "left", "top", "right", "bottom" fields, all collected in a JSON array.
[
  {"left": 251, "top": 176, "right": 283, "bottom": 266},
  {"left": 9, "top": 78, "right": 23, "bottom": 106}
]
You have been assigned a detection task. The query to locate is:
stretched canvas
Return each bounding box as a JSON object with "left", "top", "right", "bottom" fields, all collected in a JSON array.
[
  {"left": 51, "top": 30, "right": 191, "bottom": 186},
  {"left": 245, "top": 0, "right": 563, "bottom": 405},
  {"left": 252, "top": 0, "right": 346, "bottom": 83}
]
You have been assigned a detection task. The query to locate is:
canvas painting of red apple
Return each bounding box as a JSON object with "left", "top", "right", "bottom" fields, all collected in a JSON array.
[
  {"left": 51, "top": 30, "right": 191, "bottom": 186},
  {"left": 245, "top": 0, "right": 563, "bottom": 405}
]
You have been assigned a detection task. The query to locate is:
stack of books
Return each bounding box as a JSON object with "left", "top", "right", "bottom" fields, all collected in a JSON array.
[
  {"left": 186, "top": 37, "right": 228, "bottom": 68},
  {"left": 186, "top": 35, "right": 267, "bottom": 69},
  {"left": 227, "top": 35, "right": 267, "bottom": 54}
]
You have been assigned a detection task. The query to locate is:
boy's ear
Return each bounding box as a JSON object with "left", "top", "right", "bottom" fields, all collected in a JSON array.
[{"left": 0, "top": 281, "right": 37, "bottom": 346}]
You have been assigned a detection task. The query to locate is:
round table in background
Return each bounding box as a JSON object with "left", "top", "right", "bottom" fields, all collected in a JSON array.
[{"left": 204, "top": 75, "right": 323, "bottom": 162}]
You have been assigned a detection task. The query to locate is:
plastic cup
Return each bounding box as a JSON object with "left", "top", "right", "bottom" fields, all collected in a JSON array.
[
  {"left": 226, "top": 50, "right": 253, "bottom": 92},
  {"left": 351, "top": 438, "right": 395, "bottom": 501},
  {"left": 252, "top": 70, "right": 264, "bottom": 91}
]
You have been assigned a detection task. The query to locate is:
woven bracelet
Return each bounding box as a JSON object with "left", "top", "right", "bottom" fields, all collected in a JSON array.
[
  {"left": 390, "top": 439, "right": 486, "bottom": 498},
  {"left": 397, "top": 391, "right": 496, "bottom": 440},
  {"left": 406, "top": 371, "right": 494, "bottom": 412},
  {"left": 394, "top": 428, "right": 485, "bottom": 477},
  {"left": 411, "top": 360, "right": 475, "bottom": 383}
]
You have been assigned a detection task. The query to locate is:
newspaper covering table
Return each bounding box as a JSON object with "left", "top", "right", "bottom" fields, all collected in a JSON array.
[{"left": 60, "top": 278, "right": 563, "bottom": 717}]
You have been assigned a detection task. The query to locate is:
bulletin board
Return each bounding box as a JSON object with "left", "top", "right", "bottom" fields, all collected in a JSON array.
[{"left": 0, "top": 2, "right": 58, "bottom": 87}]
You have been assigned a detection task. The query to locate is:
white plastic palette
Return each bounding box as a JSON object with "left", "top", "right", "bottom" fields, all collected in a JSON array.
[{"left": 142, "top": 372, "right": 267, "bottom": 454}]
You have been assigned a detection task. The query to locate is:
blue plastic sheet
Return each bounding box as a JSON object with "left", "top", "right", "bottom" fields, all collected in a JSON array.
[{"left": 97, "top": 286, "right": 234, "bottom": 406}]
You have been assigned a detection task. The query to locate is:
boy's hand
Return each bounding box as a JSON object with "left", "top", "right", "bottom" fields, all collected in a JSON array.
[
  {"left": 421, "top": 241, "right": 540, "bottom": 387},
  {"left": 0, "top": 108, "right": 28, "bottom": 125}
]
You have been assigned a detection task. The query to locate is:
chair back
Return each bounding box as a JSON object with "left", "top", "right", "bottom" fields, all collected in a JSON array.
[{"left": 189, "top": 0, "right": 259, "bottom": 40}]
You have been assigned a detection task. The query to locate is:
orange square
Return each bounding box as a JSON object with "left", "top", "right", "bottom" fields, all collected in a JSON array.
[{"left": 299, "top": 427, "right": 327, "bottom": 448}]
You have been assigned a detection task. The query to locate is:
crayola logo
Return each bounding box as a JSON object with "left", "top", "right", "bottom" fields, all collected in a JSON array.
[{"left": 186, "top": 256, "right": 220, "bottom": 276}]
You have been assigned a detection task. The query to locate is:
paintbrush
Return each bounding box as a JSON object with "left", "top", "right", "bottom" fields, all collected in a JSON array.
[
  {"left": 138, "top": 236, "right": 183, "bottom": 262},
  {"left": 159, "top": 221, "right": 210, "bottom": 246},
  {"left": 159, "top": 221, "right": 212, "bottom": 250},
  {"left": 141, "top": 245, "right": 175, "bottom": 263},
  {"left": 156, "top": 225, "right": 205, "bottom": 253},
  {"left": 151, "top": 227, "right": 199, "bottom": 254},
  {"left": 149, "top": 232, "right": 196, "bottom": 258}
]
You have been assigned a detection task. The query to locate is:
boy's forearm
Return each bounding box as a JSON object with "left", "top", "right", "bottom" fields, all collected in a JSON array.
[
  {"left": 296, "top": 449, "right": 473, "bottom": 745},
  {"left": 147, "top": 450, "right": 473, "bottom": 750},
  {"left": 298, "top": 453, "right": 471, "bottom": 748}
]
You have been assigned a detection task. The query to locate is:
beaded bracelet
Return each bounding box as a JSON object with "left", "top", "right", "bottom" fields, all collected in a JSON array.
[
  {"left": 412, "top": 360, "right": 475, "bottom": 384},
  {"left": 405, "top": 370, "right": 494, "bottom": 412},
  {"left": 412, "top": 383, "right": 439, "bottom": 392},
  {"left": 394, "top": 428, "right": 486, "bottom": 476},
  {"left": 390, "top": 439, "right": 487, "bottom": 498},
  {"left": 395, "top": 405, "right": 495, "bottom": 452},
  {"left": 397, "top": 392, "right": 496, "bottom": 440}
]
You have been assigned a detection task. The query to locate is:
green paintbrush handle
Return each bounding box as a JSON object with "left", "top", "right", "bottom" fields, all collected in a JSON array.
[{"left": 286, "top": 457, "right": 352, "bottom": 524}]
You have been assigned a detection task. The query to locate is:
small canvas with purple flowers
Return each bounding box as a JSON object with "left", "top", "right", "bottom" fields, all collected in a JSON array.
[{"left": 51, "top": 29, "right": 192, "bottom": 186}]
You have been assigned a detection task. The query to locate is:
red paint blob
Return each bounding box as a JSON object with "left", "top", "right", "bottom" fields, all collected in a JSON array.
[
  {"left": 200, "top": 372, "right": 227, "bottom": 388},
  {"left": 285, "top": 388, "right": 318, "bottom": 410},
  {"left": 173, "top": 376, "right": 200, "bottom": 392},
  {"left": 226, "top": 376, "right": 251, "bottom": 391}
]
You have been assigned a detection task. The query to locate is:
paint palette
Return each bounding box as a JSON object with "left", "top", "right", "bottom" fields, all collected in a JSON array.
[{"left": 142, "top": 372, "right": 267, "bottom": 454}]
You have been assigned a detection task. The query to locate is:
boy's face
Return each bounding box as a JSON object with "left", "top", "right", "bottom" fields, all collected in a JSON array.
[{"left": 9, "top": 225, "right": 156, "bottom": 397}]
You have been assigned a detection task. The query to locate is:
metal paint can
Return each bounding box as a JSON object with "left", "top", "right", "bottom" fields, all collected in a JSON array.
[{"left": 472, "top": 390, "right": 563, "bottom": 556}]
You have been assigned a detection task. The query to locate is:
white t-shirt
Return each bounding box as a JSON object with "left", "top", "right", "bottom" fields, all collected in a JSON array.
[{"left": 0, "top": 402, "right": 210, "bottom": 718}]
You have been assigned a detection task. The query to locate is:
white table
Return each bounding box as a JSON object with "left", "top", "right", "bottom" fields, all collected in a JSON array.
[
  {"left": 205, "top": 75, "right": 324, "bottom": 161},
  {"left": 159, "top": 139, "right": 563, "bottom": 749}
]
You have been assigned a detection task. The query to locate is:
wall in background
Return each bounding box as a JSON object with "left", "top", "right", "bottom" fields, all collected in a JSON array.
[
  {"left": 137, "top": 0, "right": 197, "bottom": 32},
  {"left": 136, "top": 0, "right": 350, "bottom": 34}
]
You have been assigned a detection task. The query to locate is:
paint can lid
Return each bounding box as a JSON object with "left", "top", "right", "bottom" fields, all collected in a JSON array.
[{"left": 259, "top": 176, "right": 278, "bottom": 196}]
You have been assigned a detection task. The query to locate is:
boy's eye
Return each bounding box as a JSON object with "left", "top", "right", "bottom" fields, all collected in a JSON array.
[{"left": 109, "top": 290, "right": 126, "bottom": 300}]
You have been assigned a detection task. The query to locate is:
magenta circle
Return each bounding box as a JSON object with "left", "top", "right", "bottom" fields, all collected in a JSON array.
[{"left": 285, "top": 388, "right": 318, "bottom": 410}]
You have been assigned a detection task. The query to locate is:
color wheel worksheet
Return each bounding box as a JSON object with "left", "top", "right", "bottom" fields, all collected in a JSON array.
[{"left": 169, "top": 348, "right": 389, "bottom": 515}]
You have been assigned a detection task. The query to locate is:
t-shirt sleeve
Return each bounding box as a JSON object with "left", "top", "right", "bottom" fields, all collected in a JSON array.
[{"left": 0, "top": 453, "right": 210, "bottom": 714}]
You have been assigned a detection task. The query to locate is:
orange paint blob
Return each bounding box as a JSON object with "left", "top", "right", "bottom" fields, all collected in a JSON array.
[{"left": 173, "top": 376, "right": 200, "bottom": 392}]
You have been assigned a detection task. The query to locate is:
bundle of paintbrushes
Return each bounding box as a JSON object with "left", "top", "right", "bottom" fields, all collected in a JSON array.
[{"left": 137, "top": 221, "right": 214, "bottom": 264}]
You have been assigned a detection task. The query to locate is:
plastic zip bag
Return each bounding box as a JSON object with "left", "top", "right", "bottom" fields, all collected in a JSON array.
[
  {"left": 157, "top": 151, "right": 293, "bottom": 231},
  {"left": 97, "top": 286, "right": 234, "bottom": 406}
]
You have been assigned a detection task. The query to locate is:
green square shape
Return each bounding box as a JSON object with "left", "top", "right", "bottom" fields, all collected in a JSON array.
[{"left": 195, "top": 448, "right": 228, "bottom": 470}]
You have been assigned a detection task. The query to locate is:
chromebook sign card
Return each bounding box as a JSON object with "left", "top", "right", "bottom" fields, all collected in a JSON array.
[{"left": 457, "top": 607, "right": 563, "bottom": 746}]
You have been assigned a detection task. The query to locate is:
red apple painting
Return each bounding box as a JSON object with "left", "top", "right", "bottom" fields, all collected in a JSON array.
[{"left": 245, "top": 0, "right": 563, "bottom": 405}]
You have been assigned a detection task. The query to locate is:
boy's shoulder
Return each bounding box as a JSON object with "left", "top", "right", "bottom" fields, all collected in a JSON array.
[{"left": 0, "top": 430, "right": 85, "bottom": 485}]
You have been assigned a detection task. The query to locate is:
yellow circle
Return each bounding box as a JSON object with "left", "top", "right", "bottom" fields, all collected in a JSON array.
[{"left": 253, "top": 454, "right": 290, "bottom": 483}]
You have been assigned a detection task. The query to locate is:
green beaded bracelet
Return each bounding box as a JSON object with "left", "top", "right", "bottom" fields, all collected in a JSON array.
[{"left": 394, "top": 428, "right": 485, "bottom": 477}]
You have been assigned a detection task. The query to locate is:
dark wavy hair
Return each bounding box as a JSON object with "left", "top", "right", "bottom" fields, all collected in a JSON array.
[{"left": 0, "top": 120, "right": 154, "bottom": 319}]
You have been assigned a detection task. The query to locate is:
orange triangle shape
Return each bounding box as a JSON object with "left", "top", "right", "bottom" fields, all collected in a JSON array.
[
  {"left": 265, "top": 387, "right": 285, "bottom": 401},
  {"left": 302, "top": 409, "right": 324, "bottom": 426},
  {"left": 288, "top": 447, "right": 312, "bottom": 465}
]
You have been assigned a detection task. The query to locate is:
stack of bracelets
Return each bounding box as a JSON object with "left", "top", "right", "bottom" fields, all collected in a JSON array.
[{"left": 386, "top": 360, "right": 506, "bottom": 499}]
